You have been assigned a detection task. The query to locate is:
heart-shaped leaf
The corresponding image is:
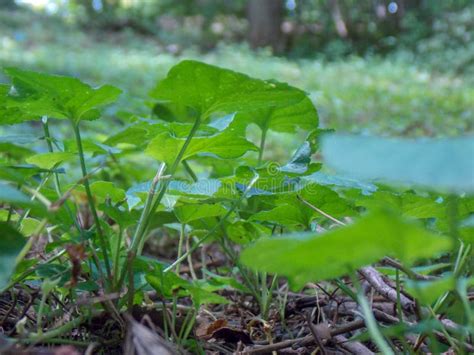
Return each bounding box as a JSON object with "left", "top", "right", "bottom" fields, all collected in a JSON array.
[
  {"left": 26, "top": 152, "right": 76, "bottom": 170},
  {"left": 150, "top": 60, "right": 318, "bottom": 133},
  {"left": 241, "top": 210, "right": 451, "bottom": 289},
  {"left": 146, "top": 125, "right": 257, "bottom": 165},
  {"left": 3, "top": 67, "right": 121, "bottom": 122},
  {"left": 322, "top": 135, "right": 474, "bottom": 193}
]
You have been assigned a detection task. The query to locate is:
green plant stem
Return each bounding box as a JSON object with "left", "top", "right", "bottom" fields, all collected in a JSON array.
[
  {"left": 16, "top": 174, "right": 51, "bottom": 228},
  {"left": 164, "top": 172, "right": 259, "bottom": 272},
  {"left": 257, "top": 127, "right": 268, "bottom": 165},
  {"left": 182, "top": 160, "right": 198, "bottom": 182},
  {"left": 176, "top": 223, "right": 186, "bottom": 273},
  {"left": 20, "top": 316, "right": 85, "bottom": 344},
  {"left": 116, "top": 163, "right": 167, "bottom": 290},
  {"left": 72, "top": 121, "right": 111, "bottom": 280},
  {"left": 118, "top": 118, "right": 202, "bottom": 292},
  {"left": 129, "top": 163, "right": 167, "bottom": 256},
  {"left": 351, "top": 272, "right": 394, "bottom": 355},
  {"left": 113, "top": 226, "right": 124, "bottom": 287},
  {"left": 147, "top": 117, "right": 202, "bottom": 217},
  {"left": 42, "top": 118, "right": 81, "bottom": 232},
  {"left": 358, "top": 291, "right": 394, "bottom": 354},
  {"left": 131, "top": 117, "right": 202, "bottom": 255}
]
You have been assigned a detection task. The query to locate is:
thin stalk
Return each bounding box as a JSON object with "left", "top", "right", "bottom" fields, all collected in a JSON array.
[
  {"left": 16, "top": 174, "right": 51, "bottom": 228},
  {"left": 42, "top": 118, "right": 81, "bottom": 232},
  {"left": 164, "top": 172, "right": 259, "bottom": 272},
  {"left": 20, "top": 316, "right": 85, "bottom": 344},
  {"left": 352, "top": 272, "right": 394, "bottom": 355},
  {"left": 257, "top": 127, "right": 268, "bottom": 165},
  {"left": 130, "top": 163, "right": 167, "bottom": 256},
  {"left": 72, "top": 121, "right": 111, "bottom": 280},
  {"left": 297, "top": 194, "right": 346, "bottom": 226},
  {"left": 116, "top": 163, "right": 167, "bottom": 290},
  {"left": 127, "top": 251, "right": 135, "bottom": 310},
  {"left": 119, "top": 118, "right": 201, "bottom": 291},
  {"left": 186, "top": 233, "right": 198, "bottom": 280},
  {"left": 358, "top": 290, "right": 394, "bottom": 354},
  {"left": 176, "top": 223, "right": 186, "bottom": 273},
  {"left": 147, "top": 117, "right": 202, "bottom": 219},
  {"left": 113, "top": 226, "right": 124, "bottom": 287},
  {"left": 182, "top": 160, "right": 198, "bottom": 182},
  {"left": 180, "top": 308, "right": 197, "bottom": 343}
]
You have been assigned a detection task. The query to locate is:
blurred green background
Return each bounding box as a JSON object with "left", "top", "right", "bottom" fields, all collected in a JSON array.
[{"left": 0, "top": 0, "right": 473, "bottom": 140}]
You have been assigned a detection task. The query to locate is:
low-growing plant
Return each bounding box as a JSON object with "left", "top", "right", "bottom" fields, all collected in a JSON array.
[{"left": 0, "top": 60, "right": 472, "bottom": 353}]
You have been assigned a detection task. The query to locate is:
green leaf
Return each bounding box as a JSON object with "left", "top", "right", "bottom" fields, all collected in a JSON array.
[
  {"left": 249, "top": 183, "right": 353, "bottom": 227},
  {"left": 241, "top": 211, "right": 451, "bottom": 289},
  {"left": 146, "top": 125, "right": 257, "bottom": 165},
  {"left": 250, "top": 204, "right": 312, "bottom": 227},
  {"left": 405, "top": 276, "right": 474, "bottom": 305},
  {"left": 278, "top": 141, "right": 312, "bottom": 174},
  {"left": 0, "top": 222, "right": 27, "bottom": 289},
  {"left": 0, "top": 84, "right": 33, "bottom": 125},
  {"left": 75, "top": 181, "right": 126, "bottom": 204},
  {"left": 174, "top": 203, "right": 227, "bottom": 224},
  {"left": 356, "top": 191, "right": 445, "bottom": 219},
  {"left": 186, "top": 286, "right": 230, "bottom": 306},
  {"left": 226, "top": 220, "right": 270, "bottom": 244},
  {"left": 303, "top": 172, "right": 377, "bottom": 194},
  {"left": 0, "top": 183, "right": 32, "bottom": 205},
  {"left": 322, "top": 135, "right": 474, "bottom": 193},
  {"left": 26, "top": 152, "right": 76, "bottom": 170},
  {"left": 3, "top": 67, "right": 121, "bottom": 122},
  {"left": 150, "top": 60, "right": 318, "bottom": 132},
  {"left": 146, "top": 272, "right": 228, "bottom": 306}
]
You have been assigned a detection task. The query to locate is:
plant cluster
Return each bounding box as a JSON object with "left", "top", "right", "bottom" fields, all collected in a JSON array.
[{"left": 0, "top": 61, "right": 472, "bottom": 353}]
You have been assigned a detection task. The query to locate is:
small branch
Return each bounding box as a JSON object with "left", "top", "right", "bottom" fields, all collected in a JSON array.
[
  {"left": 296, "top": 194, "right": 346, "bottom": 226},
  {"left": 242, "top": 319, "right": 366, "bottom": 354},
  {"left": 333, "top": 335, "right": 374, "bottom": 355},
  {"left": 305, "top": 312, "right": 327, "bottom": 355},
  {"left": 359, "top": 266, "right": 414, "bottom": 312}
]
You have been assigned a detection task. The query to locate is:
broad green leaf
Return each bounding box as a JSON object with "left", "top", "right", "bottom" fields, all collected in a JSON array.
[
  {"left": 303, "top": 172, "right": 377, "bottom": 194},
  {"left": 460, "top": 215, "right": 474, "bottom": 244},
  {"left": 405, "top": 277, "right": 474, "bottom": 305},
  {"left": 0, "top": 84, "right": 33, "bottom": 125},
  {"left": 100, "top": 204, "right": 139, "bottom": 228},
  {"left": 322, "top": 135, "right": 474, "bottom": 193},
  {"left": 356, "top": 191, "right": 445, "bottom": 219},
  {"left": 186, "top": 286, "right": 230, "bottom": 306},
  {"left": 146, "top": 126, "right": 257, "bottom": 165},
  {"left": 0, "top": 183, "right": 32, "bottom": 205},
  {"left": 26, "top": 152, "right": 76, "bottom": 170},
  {"left": 0, "top": 222, "right": 27, "bottom": 289},
  {"left": 250, "top": 204, "right": 312, "bottom": 227},
  {"left": 146, "top": 272, "right": 228, "bottom": 306},
  {"left": 3, "top": 67, "right": 121, "bottom": 122},
  {"left": 150, "top": 60, "right": 318, "bottom": 132},
  {"left": 174, "top": 203, "right": 227, "bottom": 224},
  {"left": 241, "top": 211, "right": 451, "bottom": 289},
  {"left": 75, "top": 181, "right": 126, "bottom": 204},
  {"left": 278, "top": 141, "right": 311, "bottom": 174},
  {"left": 249, "top": 183, "right": 353, "bottom": 227},
  {"left": 0, "top": 212, "right": 42, "bottom": 237},
  {"left": 126, "top": 179, "right": 222, "bottom": 210},
  {"left": 226, "top": 220, "right": 271, "bottom": 244}
]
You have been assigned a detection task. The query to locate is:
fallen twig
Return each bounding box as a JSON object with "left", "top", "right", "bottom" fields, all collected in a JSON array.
[{"left": 359, "top": 266, "right": 414, "bottom": 312}]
